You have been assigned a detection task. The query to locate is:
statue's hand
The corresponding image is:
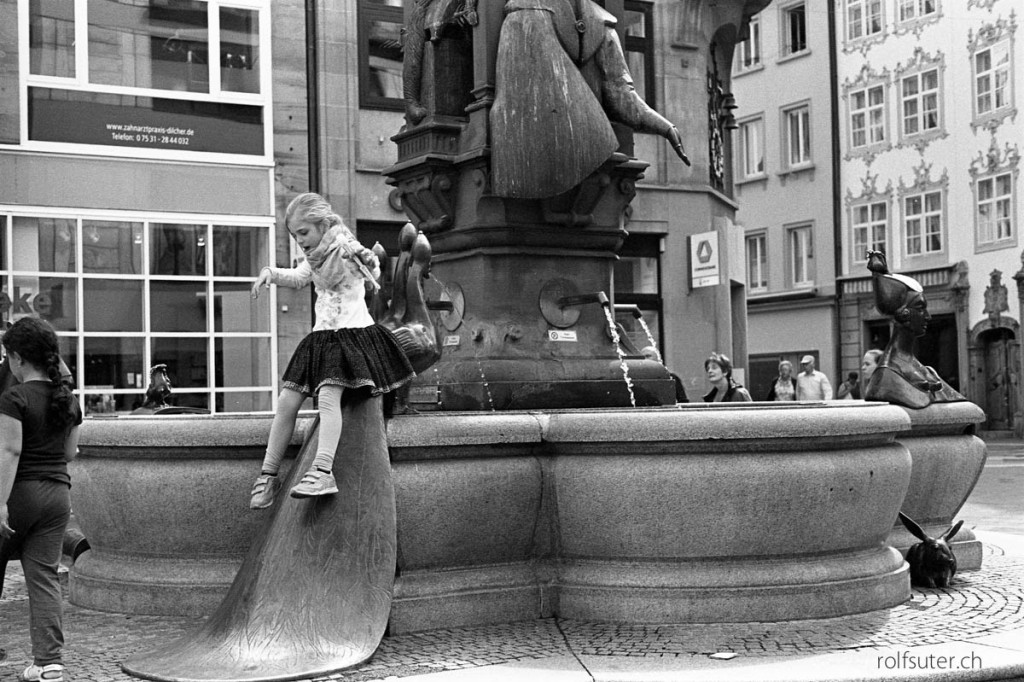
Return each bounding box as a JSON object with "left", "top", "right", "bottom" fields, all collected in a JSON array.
[
  {"left": 667, "top": 127, "right": 691, "bottom": 166},
  {"left": 405, "top": 102, "right": 429, "bottom": 127}
]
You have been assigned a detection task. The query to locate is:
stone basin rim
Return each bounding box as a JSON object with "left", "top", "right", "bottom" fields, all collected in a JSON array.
[{"left": 77, "top": 403, "right": 913, "bottom": 449}]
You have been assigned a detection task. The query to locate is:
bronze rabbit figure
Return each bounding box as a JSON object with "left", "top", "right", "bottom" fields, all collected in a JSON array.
[{"left": 899, "top": 512, "right": 963, "bottom": 588}]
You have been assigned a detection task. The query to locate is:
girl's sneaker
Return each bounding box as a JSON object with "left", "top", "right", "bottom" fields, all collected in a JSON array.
[
  {"left": 249, "top": 474, "right": 282, "bottom": 509},
  {"left": 21, "top": 664, "right": 63, "bottom": 682},
  {"left": 290, "top": 470, "right": 339, "bottom": 498}
]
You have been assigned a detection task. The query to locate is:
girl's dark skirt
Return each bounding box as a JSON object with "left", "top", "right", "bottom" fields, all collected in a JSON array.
[{"left": 282, "top": 325, "right": 415, "bottom": 402}]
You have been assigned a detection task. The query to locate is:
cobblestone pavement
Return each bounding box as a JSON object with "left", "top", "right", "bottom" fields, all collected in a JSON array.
[{"left": 2, "top": 540, "right": 1023, "bottom": 682}]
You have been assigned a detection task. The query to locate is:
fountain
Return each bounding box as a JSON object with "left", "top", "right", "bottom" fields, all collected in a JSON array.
[{"left": 64, "top": 1, "right": 985, "bottom": 680}]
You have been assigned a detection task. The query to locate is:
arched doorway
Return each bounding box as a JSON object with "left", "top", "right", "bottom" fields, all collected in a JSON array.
[{"left": 969, "top": 319, "right": 1021, "bottom": 432}]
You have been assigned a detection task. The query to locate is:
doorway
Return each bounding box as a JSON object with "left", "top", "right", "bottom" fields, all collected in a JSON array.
[{"left": 978, "top": 327, "right": 1017, "bottom": 430}]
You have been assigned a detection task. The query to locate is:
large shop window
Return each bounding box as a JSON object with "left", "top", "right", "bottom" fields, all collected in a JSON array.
[
  {"left": 23, "top": 0, "right": 268, "bottom": 158},
  {"left": 0, "top": 211, "right": 274, "bottom": 415}
]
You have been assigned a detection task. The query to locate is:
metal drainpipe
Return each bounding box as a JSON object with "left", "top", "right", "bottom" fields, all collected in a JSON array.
[
  {"left": 306, "top": 0, "right": 320, "bottom": 326},
  {"left": 827, "top": 0, "right": 843, "bottom": 382},
  {"left": 306, "top": 0, "right": 321, "bottom": 195}
]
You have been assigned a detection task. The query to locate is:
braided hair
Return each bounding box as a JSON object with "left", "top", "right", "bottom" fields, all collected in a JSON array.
[{"left": 2, "top": 316, "right": 77, "bottom": 430}]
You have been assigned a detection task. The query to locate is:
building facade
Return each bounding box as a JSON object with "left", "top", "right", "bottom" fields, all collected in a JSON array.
[
  {"left": 729, "top": 0, "right": 839, "bottom": 399},
  {"left": 833, "top": 0, "right": 1023, "bottom": 430},
  {"left": 1, "top": 0, "right": 759, "bottom": 412}
]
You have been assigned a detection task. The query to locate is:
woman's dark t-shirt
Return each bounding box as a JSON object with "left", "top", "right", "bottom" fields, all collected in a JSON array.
[{"left": 0, "top": 380, "right": 83, "bottom": 486}]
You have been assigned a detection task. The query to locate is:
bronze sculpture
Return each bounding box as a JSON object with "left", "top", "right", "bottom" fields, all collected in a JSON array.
[
  {"left": 864, "top": 250, "right": 965, "bottom": 408},
  {"left": 490, "top": 0, "right": 689, "bottom": 198}
]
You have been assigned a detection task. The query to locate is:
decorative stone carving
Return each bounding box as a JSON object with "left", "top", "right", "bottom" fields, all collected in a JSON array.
[
  {"left": 984, "top": 269, "right": 1010, "bottom": 321},
  {"left": 968, "top": 135, "right": 1022, "bottom": 179}
]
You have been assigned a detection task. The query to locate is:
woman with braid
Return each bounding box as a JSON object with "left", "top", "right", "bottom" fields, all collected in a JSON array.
[{"left": 0, "top": 317, "right": 83, "bottom": 682}]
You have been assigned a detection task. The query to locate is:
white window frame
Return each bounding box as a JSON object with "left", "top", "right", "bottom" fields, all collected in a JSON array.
[
  {"left": 851, "top": 200, "right": 888, "bottom": 266},
  {"left": 975, "top": 172, "right": 1016, "bottom": 249},
  {"left": 735, "top": 13, "right": 762, "bottom": 73},
  {"left": 973, "top": 41, "right": 1012, "bottom": 119},
  {"left": 897, "top": 0, "right": 936, "bottom": 24},
  {"left": 779, "top": 2, "right": 808, "bottom": 59},
  {"left": 786, "top": 224, "right": 814, "bottom": 288},
  {"left": 782, "top": 102, "right": 812, "bottom": 170},
  {"left": 0, "top": 205, "right": 278, "bottom": 414},
  {"left": 847, "top": 80, "right": 888, "bottom": 155},
  {"left": 846, "top": 0, "right": 884, "bottom": 43},
  {"left": 902, "top": 190, "right": 944, "bottom": 257},
  {"left": 12, "top": 0, "right": 274, "bottom": 166},
  {"left": 736, "top": 115, "right": 766, "bottom": 181},
  {"left": 900, "top": 68, "right": 940, "bottom": 138},
  {"left": 746, "top": 232, "right": 768, "bottom": 293}
]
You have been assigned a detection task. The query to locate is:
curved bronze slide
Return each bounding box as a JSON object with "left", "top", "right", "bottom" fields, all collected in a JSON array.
[{"left": 122, "top": 396, "right": 396, "bottom": 682}]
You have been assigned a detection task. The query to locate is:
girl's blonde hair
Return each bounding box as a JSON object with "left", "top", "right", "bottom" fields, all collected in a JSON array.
[{"left": 284, "top": 193, "right": 355, "bottom": 240}]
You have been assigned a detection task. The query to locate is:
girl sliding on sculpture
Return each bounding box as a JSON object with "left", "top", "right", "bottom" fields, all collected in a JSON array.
[{"left": 249, "top": 193, "right": 414, "bottom": 506}]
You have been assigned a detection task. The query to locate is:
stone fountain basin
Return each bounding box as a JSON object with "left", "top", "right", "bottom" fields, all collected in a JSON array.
[{"left": 70, "top": 402, "right": 926, "bottom": 629}]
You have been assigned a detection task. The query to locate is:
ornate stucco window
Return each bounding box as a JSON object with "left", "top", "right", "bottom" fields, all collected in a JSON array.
[
  {"left": 894, "top": 0, "right": 941, "bottom": 38},
  {"left": 970, "top": 138, "right": 1020, "bottom": 253},
  {"left": 894, "top": 47, "right": 946, "bottom": 151},
  {"left": 897, "top": 160, "right": 948, "bottom": 266},
  {"left": 844, "top": 65, "right": 892, "bottom": 162},
  {"left": 844, "top": 0, "right": 886, "bottom": 54},
  {"left": 846, "top": 173, "right": 893, "bottom": 272},
  {"left": 968, "top": 13, "right": 1018, "bottom": 132}
]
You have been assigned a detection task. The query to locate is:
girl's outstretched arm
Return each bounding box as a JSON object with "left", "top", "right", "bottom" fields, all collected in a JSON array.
[{"left": 252, "top": 260, "right": 314, "bottom": 298}]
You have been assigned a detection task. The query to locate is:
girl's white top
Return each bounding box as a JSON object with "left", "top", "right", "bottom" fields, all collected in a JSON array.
[{"left": 264, "top": 225, "right": 381, "bottom": 331}]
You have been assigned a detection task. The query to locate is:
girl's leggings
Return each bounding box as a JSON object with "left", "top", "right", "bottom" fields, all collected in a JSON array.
[{"left": 261, "top": 384, "right": 344, "bottom": 474}]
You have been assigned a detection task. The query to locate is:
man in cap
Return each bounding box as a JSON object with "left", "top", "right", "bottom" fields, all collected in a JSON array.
[{"left": 796, "top": 354, "right": 833, "bottom": 401}]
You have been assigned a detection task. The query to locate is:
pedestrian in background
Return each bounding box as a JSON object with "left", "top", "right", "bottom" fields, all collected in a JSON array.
[
  {"left": 0, "top": 317, "right": 83, "bottom": 682},
  {"left": 861, "top": 349, "right": 883, "bottom": 397},
  {"left": 765, "top": 359, "right": 798, "bottom": 401},
  {"left": 836, "top": 371, "right": 861, "bottom": 400},
  {"left": 796, "top": 355, "right": 833, "bottom": 400},
  {"left": 703, "top": 352, "right": 752, "bottom": 403}
]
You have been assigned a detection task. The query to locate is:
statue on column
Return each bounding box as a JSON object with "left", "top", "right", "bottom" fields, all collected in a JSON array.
[
  {"left": 490, "top": 0, "right": 690, "bottom": 198},
  {"left": 864, "top": 250, "right": 965, "bottom": 408}
]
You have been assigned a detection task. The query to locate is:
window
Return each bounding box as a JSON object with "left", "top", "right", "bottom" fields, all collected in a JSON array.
[
  {"left": 781, "top": 3, "right": 807, "bottom": 56},
  {"left": 358, "top": 0, "right": 405, "bottom": 110},
  {"left": 23, "top": 0, "right": 269, "bottom": 159},
  {"left": 850, "top": 84, "right": 886, "bottom": 148},
  {"left": 974, "top": 42, "right": 1012, "bottom": 118},
  {"left": 736, "top": 116, "right": 765, "bottom": 179},
  {"left": 976, "top": 172, "right": 1014, "bottom": 246},
  {"left": 852, "top": 201, "right": 888, "bottom": 262},
  {"left": 898, "top": 0, "right": 936, "bottom": 23},
  {"left": 783, "top": 104, "right": 811, "bottom": 168},
  {"left": 901, "top": 68, "right": 939, "bottom": 137},
  {"left": 623, "top": 1, "right": 656, "bottom": 105},
  {"left": 787, "top": 225, "right": 814, "bottom": 287},
  {"left": 735, "top": 13, "right": 761, "bottom": 72},
  {"left": 746, "top": 233, "right": 768, "bottom": 293},
  {"left": 613, "top": 233, "right": 663, "bottom": 353},
  {"left": 0, "top": 210, "right": 275, "bottom": 414},
  {"left": 904, "top": 191, "right": 943, "bottom": 256},
  {"left": 847, "top": 0, "right": 883, "bottom": 41}
]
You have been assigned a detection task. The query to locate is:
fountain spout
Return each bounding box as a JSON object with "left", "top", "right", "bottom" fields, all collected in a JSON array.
[
  {"left": 614, "top": 303, "right": 643, "bottom": 320},
  {"left": 558, "top": 291, "right": 609, "bottom": 309}
]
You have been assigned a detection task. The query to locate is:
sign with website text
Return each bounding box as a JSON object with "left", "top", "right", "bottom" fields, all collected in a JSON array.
[
  {"left": 29, "top": 87, "right": 264, "bottom": 156},
  {"left": 690, "top": 230, "right": 720, "bottom": 289}
]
